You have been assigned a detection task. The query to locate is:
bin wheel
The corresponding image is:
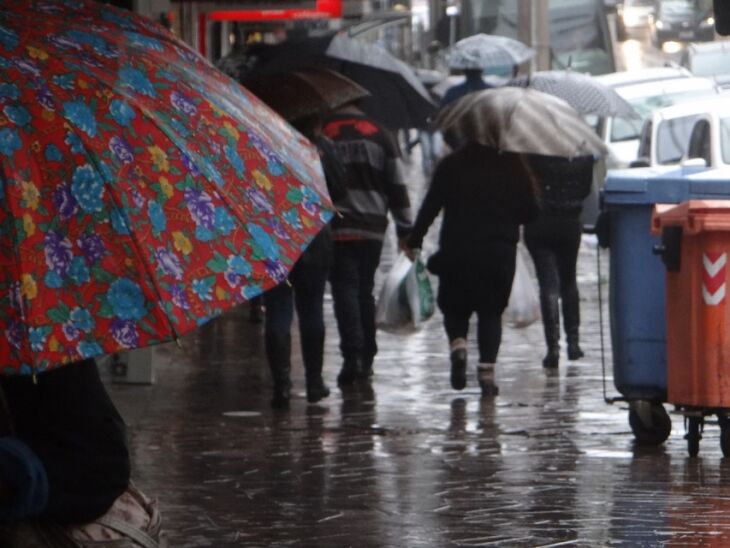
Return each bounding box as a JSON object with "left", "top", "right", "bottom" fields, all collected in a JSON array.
[
  {"left": 686, "top": 417, "right": 702, "bottom": 457},
  {"left": 719, "top": 416, "right": 730, "bottom": 458},
  {"left": 628, "top": 404, "right": 672, "bottom": 445}
]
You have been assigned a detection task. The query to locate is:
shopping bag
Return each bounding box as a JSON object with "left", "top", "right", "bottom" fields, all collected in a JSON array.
[
  {"left": 503, "top": 243, "right": 541, "bottom": 328},
  {"left": 376, "top": 253, "right": 435, "bottom": 333}
]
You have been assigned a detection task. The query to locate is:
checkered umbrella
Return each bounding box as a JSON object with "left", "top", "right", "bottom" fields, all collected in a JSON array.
[
  {"left": 508, "top": 71, "right": 639, "bottom": 119},
  {"left": 448, "top": 34, "right": 535, "bottom": 70}
]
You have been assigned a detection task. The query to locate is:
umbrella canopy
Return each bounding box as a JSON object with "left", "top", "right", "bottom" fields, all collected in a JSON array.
[
  {"left": 437, "top": 87, "right": 607, "bottom": 158},
  {"left": 508, "top": 70, "right": 640, "bottom": 118},
  {"left": 247, "top": 33, "right": 436, "bottom": 129},
  {"left": 448, "top": 34, "right": 535, "bottom": 71},
  {"left": 0, "top": 0, "right": 333, "bottom": 374},
  {"left": 242, "top": 67, "right": 370, "bottom": 121}
]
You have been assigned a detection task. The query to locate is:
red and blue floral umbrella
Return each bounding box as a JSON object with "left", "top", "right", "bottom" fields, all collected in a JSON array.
[{"left": 0, "top": 0, "right": 333, "bottom": 374}]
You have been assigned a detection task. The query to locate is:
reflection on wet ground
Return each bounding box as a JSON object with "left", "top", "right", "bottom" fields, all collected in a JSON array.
[{"left": 107, "top": 160, "right": 730, "bottom": 547}]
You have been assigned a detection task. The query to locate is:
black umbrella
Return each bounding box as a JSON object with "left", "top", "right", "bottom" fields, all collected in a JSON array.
[{"left": 246, "top": 33, "right": 436, "bottom": 129}]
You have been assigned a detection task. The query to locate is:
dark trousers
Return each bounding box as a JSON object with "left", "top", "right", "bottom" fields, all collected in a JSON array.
[
  {"left": 264, "top": 230, "right": 331, "bottom": 383},
  {"left": 436, "top": 242, "right": 516, "bottom": 363},
  {"left": 330, "top": 239, "right": 383, "bottom": 365},
  {"left": 524, "top": 216, "right": 583, "bottom": 349}
]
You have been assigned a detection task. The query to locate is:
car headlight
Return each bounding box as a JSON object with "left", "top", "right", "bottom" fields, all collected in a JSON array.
[
  {"left": 655, "top": 20, "right": 664, "bottom": 29},
  {"left": 700, "top": 16, "right": 715, "bottom": 27}
]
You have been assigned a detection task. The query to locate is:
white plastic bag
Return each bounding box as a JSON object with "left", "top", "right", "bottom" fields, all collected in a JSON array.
[
  {"left": 376, "top": 253, "right": 435, "bottom": 333},
  {"left": 503, "top": 243, "right": 541, "bottom": 328}
]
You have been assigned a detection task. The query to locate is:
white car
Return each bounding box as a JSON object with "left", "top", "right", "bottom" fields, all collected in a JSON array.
[
  {"left": 595, "top": 75, "right": 719, "bottom": 168},
  {"left": 634, "top": 95, "right": 730, "bottom": 168},
  {"left": 680, "top": 41, "right": 730, "bottom": 89}
]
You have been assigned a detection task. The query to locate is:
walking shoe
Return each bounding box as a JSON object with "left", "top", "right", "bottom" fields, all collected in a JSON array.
[
  {"left": 306, "top": 378, "right": 331, "bottom": 403},
  {"left": 477, "top": 363, "right": 499, "bottom": 397},
  {"left": 270, "top": 382, "right": 291, "bottom": 409},
  {"left": 542, "top": 348, "right": 560, "bottom": 369},
  {"left": 337, "top": 358, "right": 361, "bottom": 387},
  {"left": 449, "top": 338, "right": 468, "bottom": 391},
  {"left": 356, "top": 357, "right": 374, "bottom": 381},
  {"left": 567, "top": 343, "right": 584, "bottom": 361}
]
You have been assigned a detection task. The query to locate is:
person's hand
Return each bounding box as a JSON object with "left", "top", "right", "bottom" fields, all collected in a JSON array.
[{"left": 400, "top": 239, "right": 419, "bottom": 261}]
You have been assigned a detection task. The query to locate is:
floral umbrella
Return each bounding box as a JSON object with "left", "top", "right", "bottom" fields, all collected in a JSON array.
[{"left": 0, "top": 0, "right": 333, "bottom": 375}]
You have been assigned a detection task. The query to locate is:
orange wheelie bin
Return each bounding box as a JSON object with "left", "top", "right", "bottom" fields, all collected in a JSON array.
[{"left": 652, "top": 200, "right": 730, "bottom": 457}]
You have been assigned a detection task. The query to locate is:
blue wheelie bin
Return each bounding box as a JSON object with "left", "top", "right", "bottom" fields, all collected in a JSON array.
[{"left": 599, "top": 166, "right": 730, "bottom": 445}]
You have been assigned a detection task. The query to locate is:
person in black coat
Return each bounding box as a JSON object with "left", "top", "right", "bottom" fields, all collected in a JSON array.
[
  {"left": 263, "top": 113, "right": 347, "bottom": 408},
  {"left": 404, "top": 143, "right": 540, "bottom": 396},
  {"left": 0, "top": 359, "right": 129, "bottom": 525},
  {"left": 522, "top": 154, "right": 594, "bottom": 369}
]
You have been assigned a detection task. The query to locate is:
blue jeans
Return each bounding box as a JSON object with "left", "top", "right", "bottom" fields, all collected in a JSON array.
[
  {"left": 264, "top": 230, "right": 331, "bottom": 380},
  {"left": 330, "top": 239, "right": 383, "bottom": 365}
]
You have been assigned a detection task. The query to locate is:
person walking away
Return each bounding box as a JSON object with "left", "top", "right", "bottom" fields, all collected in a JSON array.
[
  {"left": 264, "top": 113, "right": 346, "bottom": 408},
  {"left": 322, "top": 102, "right": 413, "bottom": 386},
  {"left": 404, "top": 144, "right": 539, "bottom": 396},
  {"left": 522, "top": 154, "right": 594, "bottom": 369},
  {"left": 439, "top": 68, "right": 492, "bottom": 109}
]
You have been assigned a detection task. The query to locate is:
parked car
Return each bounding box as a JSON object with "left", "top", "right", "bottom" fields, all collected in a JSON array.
[
  {"left": 616, "top": 0, "right": 655, "bottom": 40},
  {"left": 649, "top": 0, "right": 715, "bottom": 46},
  {"left": 595, "top": 66, "right": 692, "bottom": 88},
  {"left": 595, "top": 73, "right": 718, "bottom": 168},
  {"left": 633, "top": 94, "right": 730, "bottom": 168},
  {"left": 680, "top": 40, "right": 730, "bottom": 88}
]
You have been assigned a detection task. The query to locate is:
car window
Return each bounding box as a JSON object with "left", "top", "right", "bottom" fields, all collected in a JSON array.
[
  {"left": 721, "top": 117, "right": 730, "bottom": 164},
  {"left": 611, "top": 88, "right": 716, "bottom": 142},
  {"left": 687, "top": 119, "right": 711, "bottom": 164},
  {"left": 657, "top": 0, "right": 699, "bottom": 17},
  {"left": 655, "top": 114, "right": 702, "bottom": 164}
]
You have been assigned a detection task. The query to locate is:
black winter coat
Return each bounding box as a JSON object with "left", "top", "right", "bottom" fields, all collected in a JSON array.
[{"left": 524, "top": 154, "right": 594, "bottom": 218}]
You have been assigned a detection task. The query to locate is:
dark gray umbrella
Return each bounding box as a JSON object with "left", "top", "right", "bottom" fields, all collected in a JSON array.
[
  {"left": 246, "top": 33, "right": 436, "bottom": 129},
  {"left": 508, "top": 70, "right": 639, "bottom": 119}
]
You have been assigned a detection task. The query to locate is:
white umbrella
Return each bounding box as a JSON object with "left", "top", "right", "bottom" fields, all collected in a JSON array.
[
  {"left": 437, "top": 87, "right": 608, "bottom": 158},
  {"left": 508, "top": 71, "right": 640, "bottom": 118},
  {"left": 448, "top": 34, "right": 535, "bottom": 70}
]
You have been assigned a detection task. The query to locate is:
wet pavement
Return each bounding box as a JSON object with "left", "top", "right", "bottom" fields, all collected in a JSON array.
[{"left": 105, "top": 157, "right": 730, "bottom": 547}]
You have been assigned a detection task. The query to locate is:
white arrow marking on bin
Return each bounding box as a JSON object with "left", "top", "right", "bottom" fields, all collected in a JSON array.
[{"left": 702, "top": 252, "right": 727, "bottom": 306}]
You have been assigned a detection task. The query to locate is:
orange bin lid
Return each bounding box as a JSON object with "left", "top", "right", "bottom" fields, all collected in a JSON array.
[{"left": 652, "top": 200, "right": 730, "bottom": 235}]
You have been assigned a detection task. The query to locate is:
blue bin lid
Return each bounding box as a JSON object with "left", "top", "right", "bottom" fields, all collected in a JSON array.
[{"left": 603, "top": 166, "right": 730, "bottom": 206}]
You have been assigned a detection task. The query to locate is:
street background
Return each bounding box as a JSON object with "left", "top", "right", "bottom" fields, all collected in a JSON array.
[{"left": 105, "top": 18, "right": 730, "bottom": 547}]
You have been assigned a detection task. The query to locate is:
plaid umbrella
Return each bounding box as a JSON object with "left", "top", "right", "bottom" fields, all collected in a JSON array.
[
  {"left": 0, "top": 0, "right": 333, "bottom": 374},
  {"left": 242, "top": 67, "right": 370, "bottom": 121},
  {"left": 448, "top": 34, "right": 535, "bottom": 70},
  {"left": 508, "top": 71, "right": 640, "bottom": 118},
  {"left": 437, "top": 87, "right": 607, "bottom": 158}
]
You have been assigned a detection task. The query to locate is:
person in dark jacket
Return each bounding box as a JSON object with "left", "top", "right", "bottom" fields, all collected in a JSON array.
[
  {"left": 323, "top": 103, "right": 413, "bottom": 386},
  {"left": 264, "top": 113, "right": 346, "bottom": 408},
  {"left": 404, "top": 143, "right": 540, "bottom": 396},
  {"left": 0, "top": 359, "right": 130, "bottom": 524},
  {"left": 439, "top": 68, "right": 493, "bottom": 109},
  {"left": 523, "top": 154, "right": 594, "bottom": 369}
]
